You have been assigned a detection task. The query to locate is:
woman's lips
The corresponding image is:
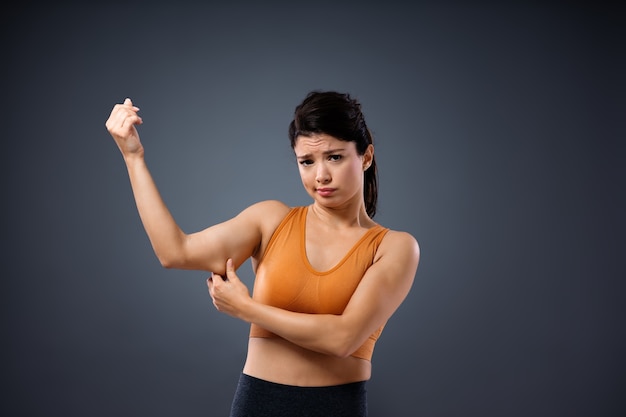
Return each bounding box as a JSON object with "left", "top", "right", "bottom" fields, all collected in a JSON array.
[{"left": 317, "top": 188, "right": 336, "bottom": 197}]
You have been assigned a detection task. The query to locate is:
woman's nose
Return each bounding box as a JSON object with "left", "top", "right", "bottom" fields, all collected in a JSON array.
[{"left": 315, "top": 165, "right": 330, "bottom": 183}]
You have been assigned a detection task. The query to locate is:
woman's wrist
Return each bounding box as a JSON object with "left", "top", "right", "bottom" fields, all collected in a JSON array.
[
  {"left": 239, "top": 296, "right": 259, "bottom": 324},
  {"left": 123, "top": 150, "right": 145, "bottom": 166}
]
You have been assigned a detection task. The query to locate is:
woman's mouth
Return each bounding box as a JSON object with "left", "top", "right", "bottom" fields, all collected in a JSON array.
[{"left": 317, "top": 188, "right": 336, "bottom": 197}]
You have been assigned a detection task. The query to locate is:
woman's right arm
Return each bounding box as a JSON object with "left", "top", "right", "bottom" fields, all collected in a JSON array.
[{"left": 105, "top": 98, "right": 286, "bottom": 274}]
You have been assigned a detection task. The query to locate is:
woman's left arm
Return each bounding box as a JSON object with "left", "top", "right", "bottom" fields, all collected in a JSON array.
[{"left": 207, "top": 231, "right": 420, "bottom": 358}]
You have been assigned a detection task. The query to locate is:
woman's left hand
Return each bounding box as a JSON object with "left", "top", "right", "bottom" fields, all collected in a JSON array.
[{"left": 207, "top": 258, "right": 251, "bottom": 320}]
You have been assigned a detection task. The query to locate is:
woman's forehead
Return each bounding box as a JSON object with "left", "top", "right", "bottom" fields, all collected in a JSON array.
[{"left": 293, "top": 134, "right": 355, "bottom": 154}]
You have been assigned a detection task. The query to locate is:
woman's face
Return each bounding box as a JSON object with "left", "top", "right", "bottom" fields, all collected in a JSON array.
[{"left": 293, "top": 133, "right": 373, "bottom": 210}]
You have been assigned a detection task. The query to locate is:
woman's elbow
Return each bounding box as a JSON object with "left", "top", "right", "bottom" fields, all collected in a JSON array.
[
  {"left": 327, "top": 331, "right": 362, "bottom": 359},
  {"left": 153, "top": 236, "right": 191, "bottom": 269},
  {"left": 332, "top": 346, "right": 356, "bottom": 359},
  {"left": 156, "top": 252, "right": 186, "bottom": 269},
  {"left": 159, "top": 258, "right": 176, "bottom": 269},
  {"left": 158, "top": 256, "right": 176, "bottom": 269}
]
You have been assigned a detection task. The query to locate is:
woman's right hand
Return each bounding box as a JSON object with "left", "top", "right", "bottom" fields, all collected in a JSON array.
[{"left": 105, "top": 98, "right": 144, "bottom": 158}]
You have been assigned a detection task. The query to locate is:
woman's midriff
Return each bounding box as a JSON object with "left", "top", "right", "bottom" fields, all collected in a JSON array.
[{"left": 242, "top": 337, "right": 372, "bottom": 386}]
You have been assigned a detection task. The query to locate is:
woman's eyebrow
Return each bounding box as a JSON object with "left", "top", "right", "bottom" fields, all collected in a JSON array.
[{"left": 296, "top": 148, "right": 345, "bottom": 159}]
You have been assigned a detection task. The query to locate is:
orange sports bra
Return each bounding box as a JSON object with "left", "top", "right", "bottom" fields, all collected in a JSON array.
[{"left": 249, "top": 206, "right": 389, "bottom": 361}]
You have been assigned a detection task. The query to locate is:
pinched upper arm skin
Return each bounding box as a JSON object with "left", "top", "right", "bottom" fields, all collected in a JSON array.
[
  {"left": 171, "top": 200, "right": 290, "bottom": 273},
  {"left": 336, "top": 231, "right": 420, "bottom": 355}
]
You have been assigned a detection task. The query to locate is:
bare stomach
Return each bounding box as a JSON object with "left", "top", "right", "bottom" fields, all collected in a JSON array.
[{"left": 242, "top": 337, "right": 372, "bottom": 386}]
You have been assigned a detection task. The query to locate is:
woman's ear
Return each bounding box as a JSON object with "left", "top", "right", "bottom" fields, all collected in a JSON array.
[{"left": 363, "top": 144, "right": 374, "bottom": 170}]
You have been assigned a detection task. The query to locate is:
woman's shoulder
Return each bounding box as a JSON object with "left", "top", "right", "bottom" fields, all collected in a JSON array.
[
  {"left": 377, "top": 228, "right": 420, "bottom": 261},
  {"left": 245, "top": 200, "right": 294, "bottom": 218},
  {"left": 241, "top": 200, "right": 295, "bottom": 232},
  {"left": 242, "top": 200, "right": 298, "bottom": 261},
  {"left": 368, "top": 228, "right": 420, "bottom": 281}
]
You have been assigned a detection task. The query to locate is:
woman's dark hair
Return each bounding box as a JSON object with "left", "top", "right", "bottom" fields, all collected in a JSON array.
[{"left": 288, "top": 91, "right": 378, "bottom": 218}]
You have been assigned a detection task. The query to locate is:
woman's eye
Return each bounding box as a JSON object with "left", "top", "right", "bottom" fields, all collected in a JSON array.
[
  {"left": 329, "top": 155, "right": 342, "bottom": 161},
  {"left": 299, "top": 160, "right": 313, "bottom": 166}
]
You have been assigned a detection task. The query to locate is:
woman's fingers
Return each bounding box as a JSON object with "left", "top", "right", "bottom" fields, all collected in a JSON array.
[
  {"left": 123, "top": 97, "right": 140, "bottom": 112},
  {"left": 107, "top": 98, "right": 141, "bottom": 127},
  {"left": 120, "top": 112, "right": 142, "bottom": 130},
  {"left": 105, "top": 99, "right": 145, "bottom": 156}
]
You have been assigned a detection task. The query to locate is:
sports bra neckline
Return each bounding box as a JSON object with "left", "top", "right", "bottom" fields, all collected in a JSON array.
[{"left": 300, "top": 206, "right": 384, "bottom": 275}]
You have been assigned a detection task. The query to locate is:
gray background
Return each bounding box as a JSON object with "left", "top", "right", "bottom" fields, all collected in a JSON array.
[{"left": 2, "top": 1, "right": 624, "bottom": 416}]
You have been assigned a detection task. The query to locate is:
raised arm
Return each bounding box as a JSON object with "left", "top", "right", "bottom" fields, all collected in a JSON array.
[
  {"left": 105, "top": 98, "right": 287, "bottom": 273},
  {"left": 209, "top": 231, "right": 420, "bottom": 357}
]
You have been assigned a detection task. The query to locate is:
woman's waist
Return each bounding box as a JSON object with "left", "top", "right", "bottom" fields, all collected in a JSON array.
[{"left": 243, "top": 337, "right": 371, "bottom": 387}]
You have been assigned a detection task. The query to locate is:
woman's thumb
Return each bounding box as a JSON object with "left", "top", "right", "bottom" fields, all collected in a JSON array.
[{"left": 226, "top": 258, "right": 236, "bottom": 280}]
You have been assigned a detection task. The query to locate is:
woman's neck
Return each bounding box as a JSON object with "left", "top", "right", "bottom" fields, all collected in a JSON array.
[{"left": 309, "top": 201, "right": 373, "bottom": 230}]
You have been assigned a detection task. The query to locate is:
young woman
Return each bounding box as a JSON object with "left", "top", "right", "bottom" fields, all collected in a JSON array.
[{"left": 105, "top": 91, "right": 420, "bottom": 417}]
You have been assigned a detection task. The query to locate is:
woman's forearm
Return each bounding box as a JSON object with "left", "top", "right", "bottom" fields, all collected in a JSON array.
[
  {"left": 243, "top": 299, "right": 359, "bottom": 358},
  {"left": 124, "top": 155, "right": 187, "bottom": 268},
  {"left": 210, "top": 260, "right": 372, "bottom": 357}
]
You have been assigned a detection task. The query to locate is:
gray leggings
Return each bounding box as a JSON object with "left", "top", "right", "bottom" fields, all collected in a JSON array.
[{"left": 229, "top": 373, "right": 368, "bottom": 417}]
